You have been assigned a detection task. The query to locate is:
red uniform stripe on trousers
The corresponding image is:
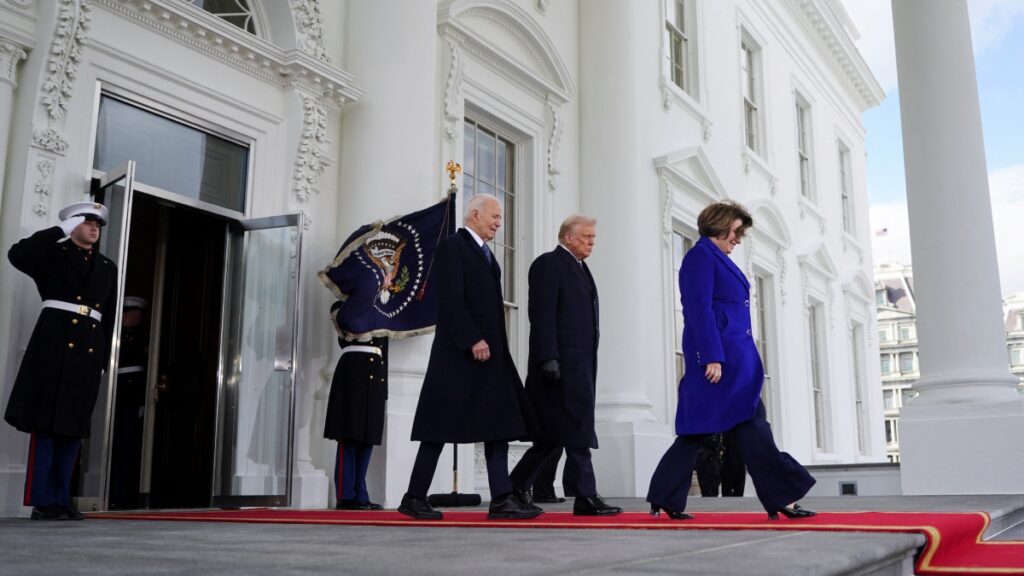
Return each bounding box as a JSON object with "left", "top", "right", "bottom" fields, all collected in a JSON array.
[
  {"left": 23, "top": 433, "right": 36, "bottom": 506},
  {"left": 336, "top": 440, "right": 344, "bottom": 500}
]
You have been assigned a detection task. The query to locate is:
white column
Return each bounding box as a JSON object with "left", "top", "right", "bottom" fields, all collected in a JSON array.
[
  {"left": 579, "top": 0, "right": 672, "bottom": 497},
  {"left": 892, "top": 0, "right": 1024, "bottom": 494},
  {"left": 0, "top": 39, "right": 28, "bottom": 222},
  {"left": 329, "top": 0, "right": 439, "bottom": 508}
]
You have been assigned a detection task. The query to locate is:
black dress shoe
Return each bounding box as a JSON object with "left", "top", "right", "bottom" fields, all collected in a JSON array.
[
  {"left": 768, "top": 503, "right": 816, "bottom": 520},
  {"left": 398, "top": 494, "right": 442, "bottom": 520},
  {"left": 487, "top": 493, "right": 542, "bottom": 520},
  {"left": 649, "top": 503, "right": 694, "bottom": 520},
  {"left": 30, "top": 505, "right": 65, "bottom": 521},
  {"left": 513, "top": 488, "right": 542, "bottom": 512},
  {"left": 573, "top": 495, "right": 622, "bottom": 516},
  {"left": 335, "top": 499, "right": 363, "bottom": 510},
  {"left": 361, "top": 500, "right": 384, "bottom": 511},
  {"left": 533, "top": 494, "right": 566, "bottom": 504}
]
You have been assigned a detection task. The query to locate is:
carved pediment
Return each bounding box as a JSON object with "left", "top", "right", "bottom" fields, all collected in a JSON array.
[
  {"left": 653, "top": 145, "right": 726, "bottom": 205},
  {"left": 438, "top": 0, "right": 575, "bottom": 104},
  {"left": 798, "top": 240, "right": 838, "bottom": 280},
  {"left": 747, "top": 199, "right": 791, "bottom": 248}
]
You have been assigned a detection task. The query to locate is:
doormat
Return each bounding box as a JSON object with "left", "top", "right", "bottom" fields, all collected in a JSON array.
[{"left": 90, "top": 509, "right": 1023, "bottom": 575}]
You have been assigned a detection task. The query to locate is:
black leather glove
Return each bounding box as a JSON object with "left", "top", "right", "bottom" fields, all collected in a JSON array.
[{"left": 540, "top": 359, "right": 560, "bottom": 383}]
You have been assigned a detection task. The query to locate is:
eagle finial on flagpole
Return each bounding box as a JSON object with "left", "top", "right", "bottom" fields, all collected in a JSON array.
[{"left": 445, "top": 160, "right": 462, "bottom": 194}]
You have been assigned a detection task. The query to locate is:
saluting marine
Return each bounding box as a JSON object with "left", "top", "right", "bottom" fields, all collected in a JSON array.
[{"left": 5, "top": 202, "right": 118, "bottom": 520}]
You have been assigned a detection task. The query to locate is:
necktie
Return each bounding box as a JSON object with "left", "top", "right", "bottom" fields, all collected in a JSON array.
[{"left": 481, "top": 242, "right": 493, "bottom": 264}]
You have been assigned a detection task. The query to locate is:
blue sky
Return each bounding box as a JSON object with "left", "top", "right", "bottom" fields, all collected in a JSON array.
[{"left": 843, "top": 0, "right": 1024, "bottom": 296}]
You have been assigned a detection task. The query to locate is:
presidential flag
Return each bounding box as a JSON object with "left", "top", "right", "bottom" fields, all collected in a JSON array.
[{"left": 318, "top": 193, "right": 457, "bottom": 341}]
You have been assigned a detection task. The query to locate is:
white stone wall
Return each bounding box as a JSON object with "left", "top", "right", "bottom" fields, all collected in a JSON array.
[{"left": 0, "top": 0, "right": 884, "bottom": 515}]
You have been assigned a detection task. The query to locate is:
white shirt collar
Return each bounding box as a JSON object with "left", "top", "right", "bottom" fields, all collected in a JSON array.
[{"left": 464, "top": 226, "right": 485, "bottom": 247}]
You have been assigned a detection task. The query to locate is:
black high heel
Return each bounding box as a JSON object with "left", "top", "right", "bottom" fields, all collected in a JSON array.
[
  {"left": 650, "top": 504, "right": 694, "bottom": 520},
  {"left": 767, "top": 503, "right": 816, "bottom": 520}
]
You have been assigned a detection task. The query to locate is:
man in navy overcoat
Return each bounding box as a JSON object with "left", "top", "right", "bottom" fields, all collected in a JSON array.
[
  {"left": 510, "top": 215, "right": 621, "bottom": 516},
  {"left": 400, "top": 194, "right": 538, "bottom": 521}
]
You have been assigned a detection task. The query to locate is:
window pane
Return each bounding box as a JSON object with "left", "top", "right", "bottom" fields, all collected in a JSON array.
[
  {"left": 497, "top": 139, "right": 507, "bottom": 187},
  {"left": 899, "top": 352, "right": 914, "bottom": 373},
  {"left": 881, "top": 354, "right": 891, "bottom": 374},
  {"left": 94, "top": 96, "right": 248, "bottom": 212},
  {"left": 478, "top": 129, "right": 496, "bottom": 184},
  {"left": 463, "top": 123, "right": 476, "bottom": 177}
]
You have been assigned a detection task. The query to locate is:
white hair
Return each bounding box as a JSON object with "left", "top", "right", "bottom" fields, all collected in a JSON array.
[
  {"left": 558, "top": 214, "right": 597, "bottom": 243},
  {"left": 463, "top": 193, "right": 499, "bottom": 224}
]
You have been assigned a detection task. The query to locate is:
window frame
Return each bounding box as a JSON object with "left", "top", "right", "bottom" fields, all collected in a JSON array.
[
  {"left": 838, "top": 139, "right": 855, "bottom": 235},
  {"left": 740, "top": 30, "right": 765, "bottom": 156},
  {"left": 795, "top": 93, "right": 814, "bottom": 201}
]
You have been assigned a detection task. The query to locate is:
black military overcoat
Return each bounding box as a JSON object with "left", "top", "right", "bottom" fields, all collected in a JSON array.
[
  {"left": 524, "top": 247, "right": 600, "bottom": 448},
  {"left": 5, "top": 227, "right": 117, "bottom": 438},
  {"left": 410, "top": 229, "right": 535, "bottom": 443},
  {"left": 323, "top": 335, "right": 388, "bottom": 445}
]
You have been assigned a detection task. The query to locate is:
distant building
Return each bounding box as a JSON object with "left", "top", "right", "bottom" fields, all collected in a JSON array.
[{"left": 875, "top": 263, "right": 1024, "bottom": 462}]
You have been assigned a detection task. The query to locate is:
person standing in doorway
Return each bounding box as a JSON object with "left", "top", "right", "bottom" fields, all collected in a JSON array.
[
  {"left": 6, "top": 202, "right": 117, "bottom": 520},
  {"left": 109, "top": 296, "right": 149, "bottom": 509}
]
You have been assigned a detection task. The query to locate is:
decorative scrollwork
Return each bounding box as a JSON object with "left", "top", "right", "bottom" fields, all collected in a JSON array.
[
  {"left": 291, "top": 0, "right": 331, "bottom": 63},
  {"left": 41, "top": 0, "right": 91, "bottom": 122}
]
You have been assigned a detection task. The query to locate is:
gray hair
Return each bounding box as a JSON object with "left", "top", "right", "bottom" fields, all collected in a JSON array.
[
  {"left": 558, "top": 214, "right": 597, "bottom": 243},
  {"left": 463, "top": 193, "right": 499, "bottom": 224}
]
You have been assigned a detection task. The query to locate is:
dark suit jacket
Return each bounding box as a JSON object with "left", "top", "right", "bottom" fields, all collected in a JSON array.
[
  {"left": 5, "top": 227, "right": 118, "bottom": 438},
  {"left": 675, "top": 236, "right": 763, "bottom": 435},
  {"left": 410, "top": 228, "right": 534, "bottom": 443},
  {"left": 525, "top": 246, "right": 599, "bottom": 448}
]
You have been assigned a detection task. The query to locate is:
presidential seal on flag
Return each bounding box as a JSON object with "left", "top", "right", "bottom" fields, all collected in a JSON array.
[{"left": 318, "top": 193, "right": 456, "bottom": 341}]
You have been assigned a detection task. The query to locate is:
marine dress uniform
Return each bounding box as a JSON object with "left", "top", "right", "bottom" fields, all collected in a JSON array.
[
  {"left": 5, "top": 202, "right": 117, "bottom": 520},
  {"left": 323, "top": 304, "right": 388, "bottom": 510}
]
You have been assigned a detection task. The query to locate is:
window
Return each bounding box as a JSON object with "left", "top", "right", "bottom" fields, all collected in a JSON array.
[
  {"left": 884, "top": 418, "right": 898, "bottom": 446},
  {"left": 878, "top": 326, "right": 890, "bottom": 343},
  {"left": 898, "top": 323, "right": 914, "bottom": 341},
  {"left": 899, "top": 351, "right": 915, "bottom": 374},
  {"left": 672, "top": 230, "right": 695, "bottom": 383},
  {"left": 795, "top": 95, "right": 813, "bottom": 200},
  {"left": 665, "top": 0, "right": 693, "bottom": 95},
  {"left": 883, "top": 389, "right": 896, "bottom": 411},
  {"left": 876, "top": 288, "right": 887, "bottom": 307},
  {"left": 1017, "top": 312, "right": 1024, "bottom": 332},
  {"left": 464, "top": 118, "right": 517, "bottom": 352},
  {"left": 753, "top": 274, "right": 774, "bottom": 421},
  {"left": 740, "top": 33, "right": 763, "bottom": 154},
  {"left": 187, "top": 0, "right": 257, "bottom": 34},
  {"left": 808, "top": 304, "right": 827, "bottom": 450},
  {"left": 851, "top": 325, "right": 866, "bottom": 453},
  {"left": 880, "top": 354, "right": 892, "bottom": 374},
  {"left": 1010, "top": 344, "right": 1023, "bottom": 366},
  {"left": 839, "top": 141, "right": 854, "bottom": 234},
  {"left": 93, "top": 96, "right": 249, "bottom": 212}
]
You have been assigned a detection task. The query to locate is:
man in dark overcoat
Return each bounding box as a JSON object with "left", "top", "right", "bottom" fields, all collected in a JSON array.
[
  {"left": 5, "top": 202, "right": 118, "bottom": 520},
  {"left": 400, "top": 194, "right": 538, "bottom": 521},
  {"left": 323, "top": 295, "right": 388, "bottom": 510},
  {"left": 510, "top": 215, "right": 621, "bottom": 516}
]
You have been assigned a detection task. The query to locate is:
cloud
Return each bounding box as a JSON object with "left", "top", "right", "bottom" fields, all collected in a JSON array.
[
  {"left": 869, "top": 164, "right": 1024, "bottom": 298},
  {"left": 841, "top": 0, "right": 1024, "bottom": 93}
]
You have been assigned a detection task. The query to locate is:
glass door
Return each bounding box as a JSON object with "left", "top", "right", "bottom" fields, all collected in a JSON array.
[
  {"left": 213, "top": 213, "right": 302, "bottom": 507},
  {"left": 77, "top": 161, "right": 136, "bottom": 511}
]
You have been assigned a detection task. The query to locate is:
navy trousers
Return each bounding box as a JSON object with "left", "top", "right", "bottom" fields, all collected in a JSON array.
[
  {"left": 407, "top": 441, "right": 511, "bottom": 499},
  {"left": 511, "top": 444, "right": 596, "bottom": 498},
  {"left": 335, "top": 440, "right": 373, "bottom": 502},
  {"left": 24, "top": 433, "right": 81, "bottom": 508},
  {"left": 647, "top": 402, "right": 814, "bottom": 513}
]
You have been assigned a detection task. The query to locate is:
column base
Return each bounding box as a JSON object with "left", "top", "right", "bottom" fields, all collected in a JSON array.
[
  {"left": 289, "top": 460, "right": 329, "bottom": 509},
  {"left": 899, "top": 398, "right": 1024, "bottom": 495},
  {"left": 0, "top": 465, "right": 28, "bottom": 517},
  {"left": 591, "top": 421, "right": 674, "bottom": 497}
]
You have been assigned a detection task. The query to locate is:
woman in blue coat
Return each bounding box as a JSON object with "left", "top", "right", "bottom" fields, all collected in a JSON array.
[{"left": 647, "top": 201, "right": 816, "bottom": 520}]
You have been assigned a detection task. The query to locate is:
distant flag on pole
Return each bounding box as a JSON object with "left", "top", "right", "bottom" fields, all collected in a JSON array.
[
  {"left": 875, "top": 227, "right": 888, "bottom": 237},
  {"left": 318, "top": 192, "right": 457, "bottom": 340}
]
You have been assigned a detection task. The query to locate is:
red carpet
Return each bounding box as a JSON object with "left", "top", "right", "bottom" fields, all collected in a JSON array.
[{"left": 90, "top": 509, "right": 1024, "bottom": 575}]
